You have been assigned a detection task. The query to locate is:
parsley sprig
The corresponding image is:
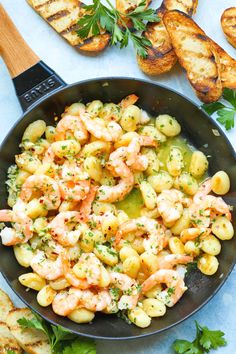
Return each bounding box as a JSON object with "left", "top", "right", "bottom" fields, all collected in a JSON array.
[
  {"left": 18, "top": 313, "right": 95, "bottom": 353},
  {"left": 202, "top": 89, "right": 236, "bottom": 130},
  {"left": 77, "top": 0, "right": 159, "bottom": 57},
  {"left": 172, "top": 321, "right": 227, "bottom": 354}
]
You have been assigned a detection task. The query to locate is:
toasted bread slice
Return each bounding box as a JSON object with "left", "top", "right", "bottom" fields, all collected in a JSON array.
[
  {"left": 116, "top": 0, "right": 151, "bottom": 27},
  {"left": 6, "top": 308, "right": 51, "bottom": 354},
  {"left": 163, "top": 10, "right": 222, "bottom": 103},
  {"left": 211, "top": 40, "right": 236, "bottom": 89},
  {"left": 137, "top": 7, "right": 177, "bottom": 76},
  {"left": 221, "top": 7, "right": 236, "bottom": 48},
  {"left": 0, "top": 289, "right": 14, "bottom": 322},
  {"left": 116, "top": 0, "right": 151, "bottom": 14},
  {"left": 162, "top": 0, "right": 198, "bottom": 16},
  {"left": 137, "top": 0, "right": 198, "bottom": 76},
  {"left": 0, "top": 321, "right": 23, "bottom": 353},
  {"left": 27, "top": 0, "right": 110, "bottom": 54}
]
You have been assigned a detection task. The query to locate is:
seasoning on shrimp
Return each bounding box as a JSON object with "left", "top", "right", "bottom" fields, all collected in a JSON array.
[{"left": 0, "top": 96, "right": 233, "bottom": 329}]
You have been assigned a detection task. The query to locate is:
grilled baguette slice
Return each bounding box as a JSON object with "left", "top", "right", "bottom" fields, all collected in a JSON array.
[
  {"left": 0, "top": 289, "right": 14, "bottom": 322},
  {"left": 27, "top": 0, "right": 110, "bottom": 54},
  {"left": 221, "top": 7, "right": 236, "bottom": 48},
  {"left": 137, "top": 0, "right": 198, "bottom": 76},
  {"left": 163, "top": 10, "right": 222, "bottom": 103},
  {"left": 0, "top": 321, "right": 23, "bottom": 353},
  {"left": 116, "top": 0, "right": 151, "bottom": 14},
  {"left": 6, "top": 308, "right": 51, "bottom": 354},
  {"left": 212, "top": 40, "right": 236, "bottom": 89}
]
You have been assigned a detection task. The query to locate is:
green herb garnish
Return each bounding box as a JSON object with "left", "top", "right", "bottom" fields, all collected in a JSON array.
[
  {"left": 172, "top": 321, "right": 227, "bottom": 354},
  {"left": 77, "top": 0, "right": 159, "bottom": 58},
  {"left": 202, "top": 89, "right": 236, "bottom": 131},
  {"left": 18, "top": 313, "right": 96, "bottom": 353}
]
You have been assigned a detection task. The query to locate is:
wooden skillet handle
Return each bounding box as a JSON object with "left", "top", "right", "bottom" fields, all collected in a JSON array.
[{"left": 0, "top": 4, "right": 39, "bottom": 78}]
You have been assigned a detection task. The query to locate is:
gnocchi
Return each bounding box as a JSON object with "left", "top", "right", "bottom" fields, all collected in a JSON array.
[
  {"left": 155, "top": 114, "right": 181, "bottom": 137},
  {"left": 1, "top": 96, "right": 233, "bottom": 330},
  {"left": 211, "top": 171, "right": 230, "bottom": 195},
  {"left": 189, "top": 151, "right": 208, "bottom": 178},
  {"left": 167, "top": 147, "right": 184, "bottom": 176},
  {"left": 211, "top": 216, "right": 234, "bottom": 240}
]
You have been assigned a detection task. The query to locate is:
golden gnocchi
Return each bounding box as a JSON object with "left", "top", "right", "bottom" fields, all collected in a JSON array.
[{"left": 0, "top": 96, "right": 233, "bottom": 330}]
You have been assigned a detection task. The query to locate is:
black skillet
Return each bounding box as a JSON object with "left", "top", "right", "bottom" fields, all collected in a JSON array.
[{"left": 0, "top": 5, "right": 235, "bottom": 340}]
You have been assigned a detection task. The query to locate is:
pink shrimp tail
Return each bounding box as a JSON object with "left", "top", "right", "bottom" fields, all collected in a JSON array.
[
  {"left": 0, "top": 210, "right": 13, "bottom": 222},
  {"left": 78, "top": 185, "right": 98, "bottom": 222}
]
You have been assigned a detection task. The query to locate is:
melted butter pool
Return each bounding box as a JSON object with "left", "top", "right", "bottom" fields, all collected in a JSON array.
[
  {"left": 157, "top": 136, "right": 195, "bottom": 172},
  {"left": 115, "top": 135, "right": 207, "bottom": 216},
  {"left": 115, "top": 188, "right": 144, "bottom": 218}
]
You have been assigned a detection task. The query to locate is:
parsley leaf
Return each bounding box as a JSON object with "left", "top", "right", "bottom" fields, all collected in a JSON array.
[
  {"left": 172, "top": 339, "right": 202, "bottom": 354},
  {"left": 223, "top": 88, "right": 236, "bottom": 108},
  {"left": 62, "top": 339, "right": 96, "bottom": 354},
  {"left": 17, "top": 315, "right": 49, "bottom": 337},
  {"left": 50, "top": 324, "right": 77, "bottom": 351},
  {"left": 202, "top": 89, "right": 236, "bottom": 130},
  {"left": 199, "top": 325, "right": 227, "bottom": 350},
  {"left": 172, "top": 321, "right": 227, "bottom": 354},
  {"left": 7, "top": 351, "right": 16, "bottom": 354},
  {"left": 216, "top": 109, "right": 235, "bottom": 130},
  {"left": 202, "top": 102, "right": 225, "bottom": 115},
  {"left": 77, "top": 0, "right": 159, "bottom": 57},
  {"left": 18, "top": 312, "right": 96, "bottom": 354}
]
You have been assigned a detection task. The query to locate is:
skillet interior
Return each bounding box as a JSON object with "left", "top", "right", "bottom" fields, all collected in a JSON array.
[{"left": 0, "top": 78, "right": 235, "bottom": 340}]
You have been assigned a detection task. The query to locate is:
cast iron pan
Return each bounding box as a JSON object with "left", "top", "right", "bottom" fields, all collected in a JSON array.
[{"left": 0, "top": 5, "right": 235, "bottom": 340}]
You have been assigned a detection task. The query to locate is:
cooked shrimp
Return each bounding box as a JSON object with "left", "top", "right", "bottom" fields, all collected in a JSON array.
[
  {"left": 60, "top": 161, "right": 89, "bottom": 183},
  {"left": 119, "top": 94, "right": 139, "bottom": 108},
  {"left": 78, "top": 185, "right": 98, "bottom": 222},
  {"left": 80, "top": 113, "right": 122, "bottom": 142},
  {"left": 70, "top": 288, "right": 112, "bottom": 312},
  {"left": 126, "top": 132, "right": 155, "bottom": 168},
  {"left": 110, "top": 272, "right": 140, "bottom": 310},
  {"left": 55, "top": 115, "right": 88, "bottom": 144},
  {"left": 83, "top": 290, "right": 111, "bottom": 312},
  {"left": 59, "top": 179, "right": 90, "bottom": 202},
  {"left": 52, "top": 290, "right": 80, "bottom": 316},
  {"left": 20, "top": 175, "right": 61, "bottom": 210},
  {"left": 193, "top": 179, "right": 212, "bottom": 204},
  {"left": 180, "top": 227, "right": 211, "bottom": 243},
  {"left": 79, "top": 253, "right": 103, "bottom": 286},
  {"left": 97, "top": 153, "right": 134, "bottom": 204},
  {"left": 30, "top": 251, "right": 66, "bottom": 280},
  {"left": 0, "top": 209, "right": 33, "bottom": 245},
  {"left": 156, "top": 189, "right": 189, "bottom": 223},
  {"left": 48, "top": 211, "right": 81, "bottom": 246},
  {"left": 141, "top": 269, "right": 187, "bottom": 307},
  {"left": 156, "top": 254, "right": 193, "bottom": 270},
  {"left": 116, "top": 216, "right": 165, "bottom": 254},
  {"left": 110, "top": 136, "right": 150, "bottom": 173},
  {"left": 190, "top": 179, "right": 231, "bottom": 227},
  {"left": 65, "top": 270, "right": 90, "bottom": 290}
]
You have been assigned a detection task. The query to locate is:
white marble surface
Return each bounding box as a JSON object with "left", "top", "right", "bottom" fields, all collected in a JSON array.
[{"left": 0, "top": 0, "right": 235, "bottom": 353}]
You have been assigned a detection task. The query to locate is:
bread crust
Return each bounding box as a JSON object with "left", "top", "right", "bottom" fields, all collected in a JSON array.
[
  {"left": 27, "top": 0, "right": 110, "bottom": 54},
  {"left": 221, "top": 7, "right": 236, "bottom": 48},
  {"left": 6, "top": 308, "right": 51, "bottom": 354},
  {"left": 163, "top": 10, "right": 222, "bottom": 103},
  {"left": 137, "top": 0, "right": 198, "bottom": 76}
]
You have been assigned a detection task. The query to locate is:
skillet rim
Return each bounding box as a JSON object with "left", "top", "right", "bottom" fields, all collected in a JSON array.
[{"left": 0, "top": 76, "right": 235, "bottom": 340}]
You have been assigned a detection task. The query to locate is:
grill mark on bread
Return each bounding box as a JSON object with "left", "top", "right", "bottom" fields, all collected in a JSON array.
[
  {"left": 163, "top": 10, "right": 222, "bottom": 102},
  {"left": 35, "top": 0, "right": 57, "bottom": 9},
  {"left": 197, "top": 33, "right": 207, "bottom": 40},
  {"left": 60, "top": 23, "right": 78, "bottom": 35},
  {"left": 137, "top": 1, "right": 198, "bottom": 76},
  {"left": 27, "top": 0, "right": 110, "bottom": 53},
  {"left": 46, "top": 10, "right": 70, "bottom": 22}
]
